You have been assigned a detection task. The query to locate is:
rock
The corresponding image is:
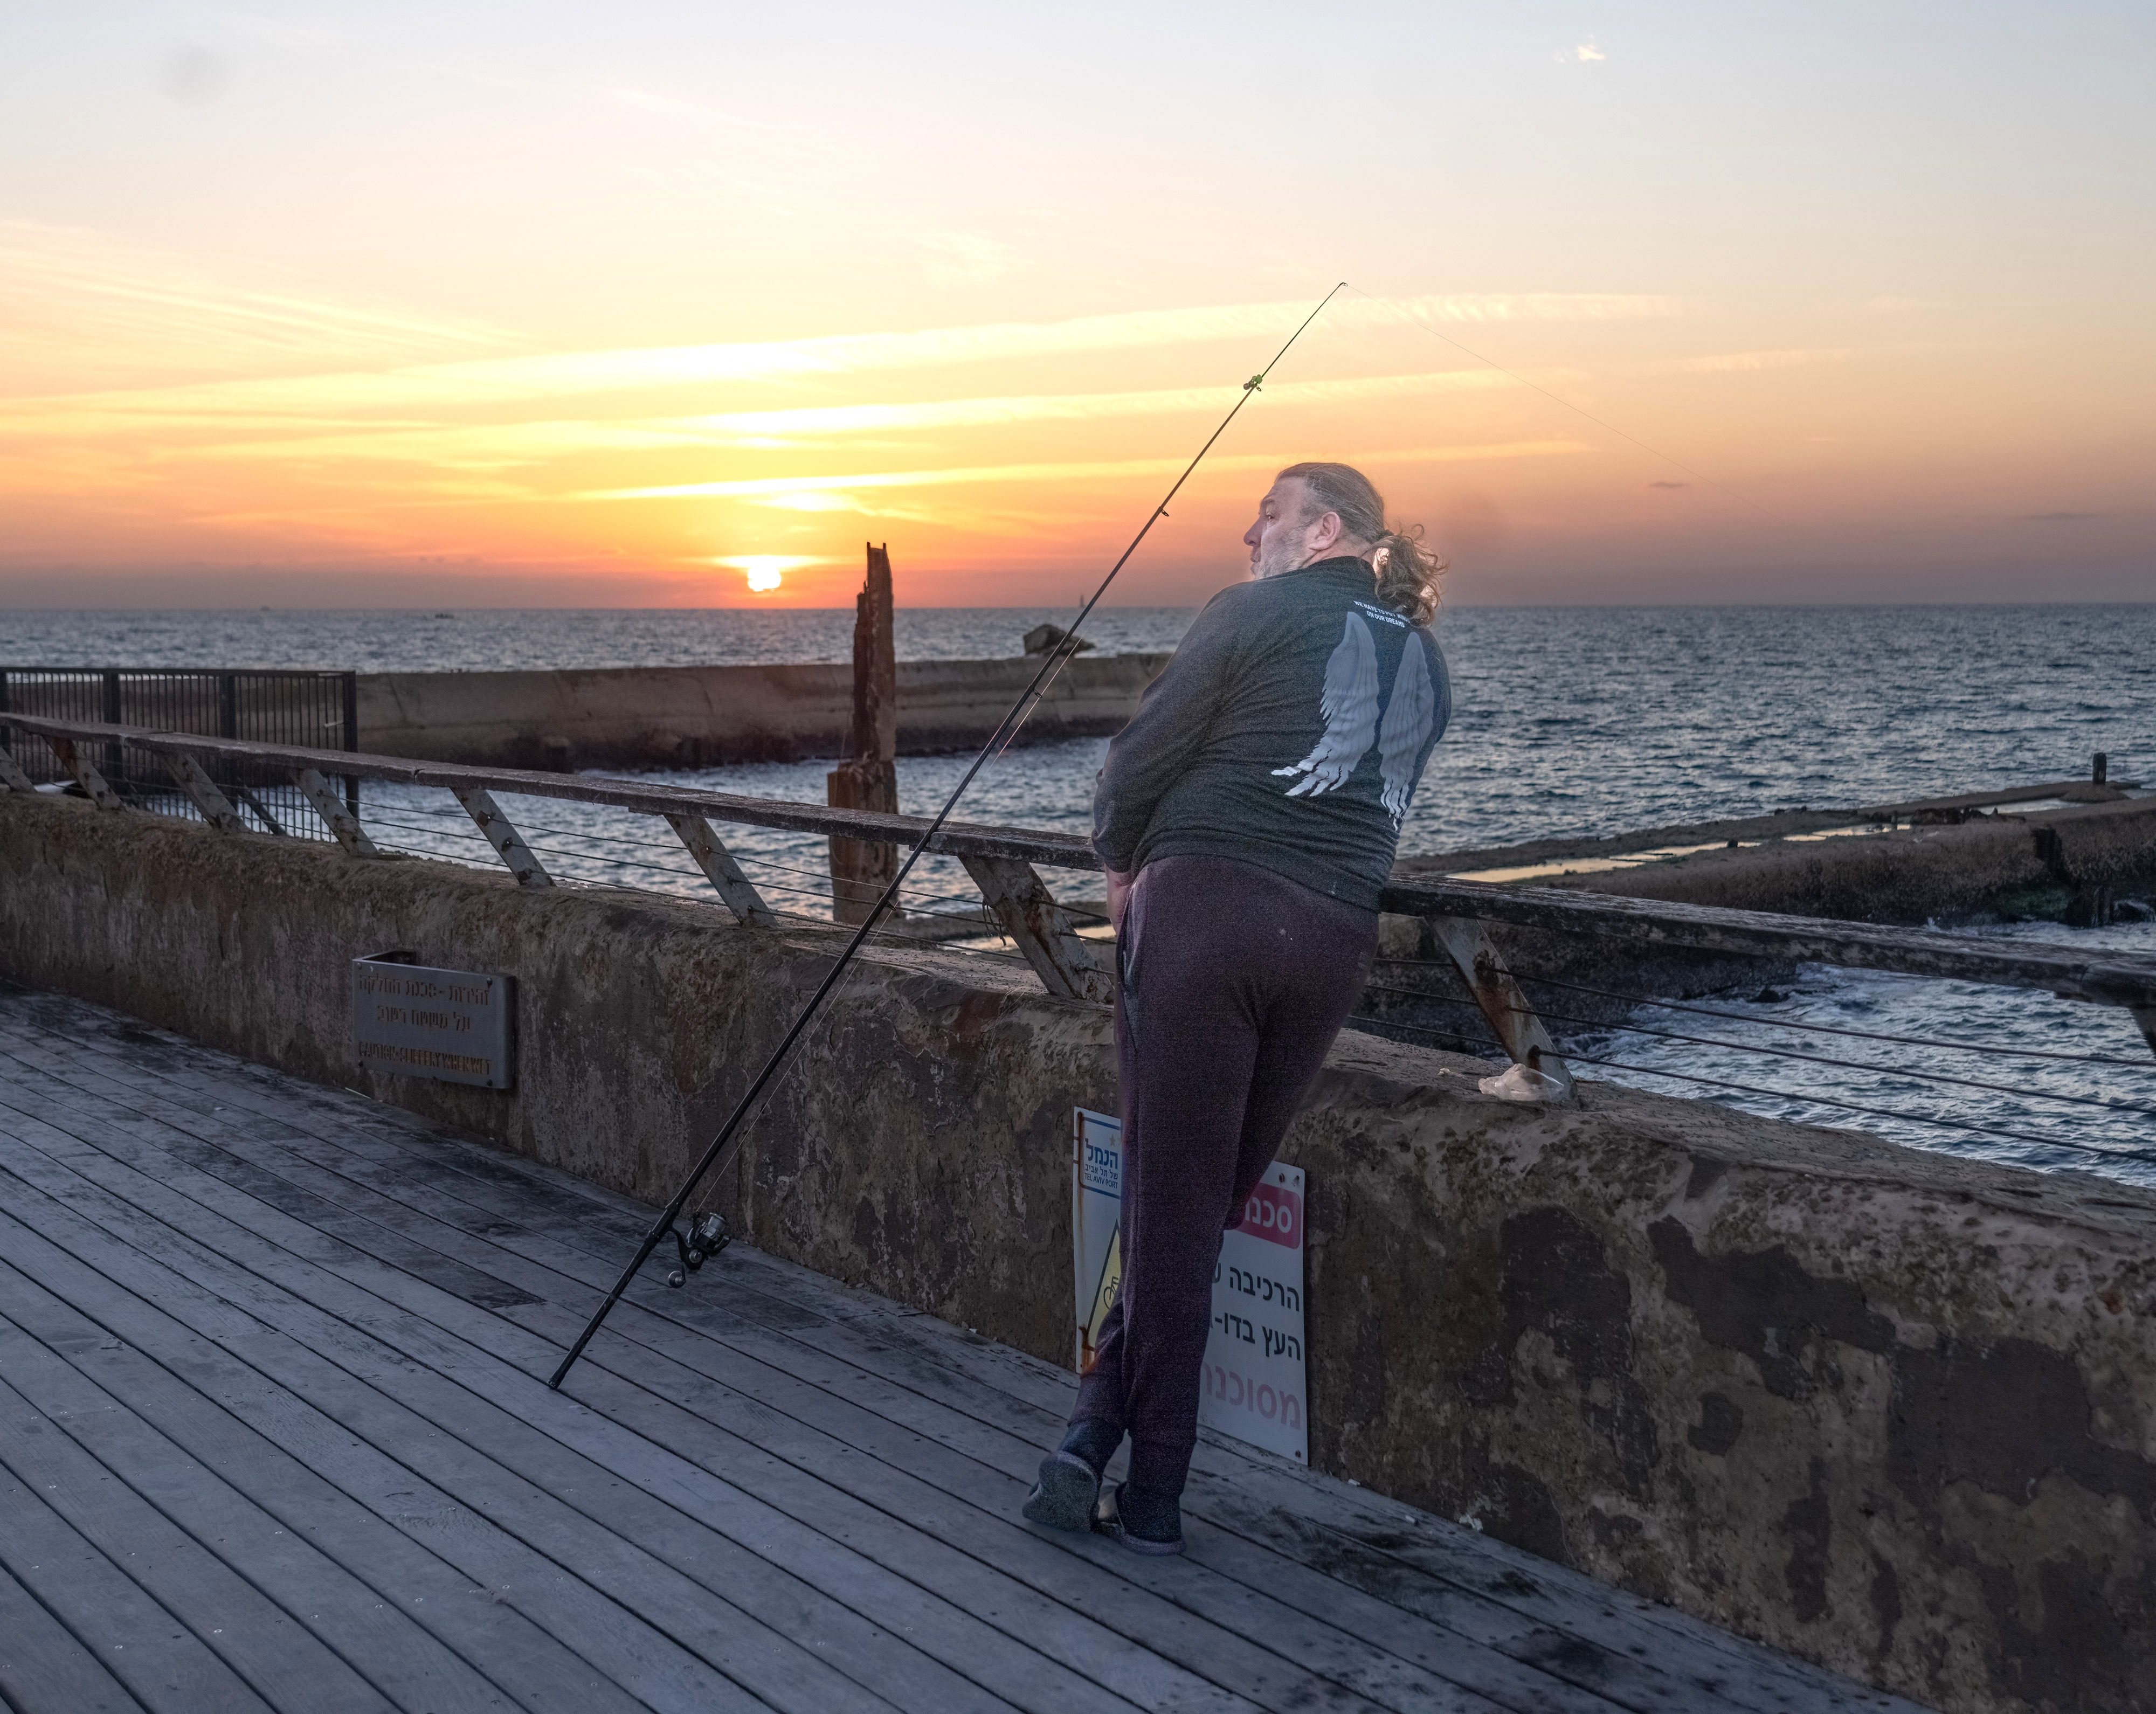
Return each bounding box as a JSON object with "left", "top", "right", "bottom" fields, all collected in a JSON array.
[{"left": 1023, "top": 623, "right": 1094, "bottom": 657}]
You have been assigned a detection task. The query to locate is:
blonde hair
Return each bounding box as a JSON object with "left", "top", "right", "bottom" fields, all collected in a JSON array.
[{"left": 1275, "top": 461, "right": 1445, "bottom": 626}]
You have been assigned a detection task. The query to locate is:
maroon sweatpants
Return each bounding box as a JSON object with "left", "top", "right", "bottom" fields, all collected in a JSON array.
[{"left": 1072, "top": 854, "right": 1377, "bottom": 1497}]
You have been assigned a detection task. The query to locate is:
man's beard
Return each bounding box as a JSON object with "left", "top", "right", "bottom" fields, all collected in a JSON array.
[{"left": 1250, "top": 530, "right": 1311, "bottom": 579}]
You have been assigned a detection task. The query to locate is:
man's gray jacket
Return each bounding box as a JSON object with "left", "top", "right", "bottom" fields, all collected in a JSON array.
[{"left": 1092, "top": 556, "right": 1450, "bottom": 911}]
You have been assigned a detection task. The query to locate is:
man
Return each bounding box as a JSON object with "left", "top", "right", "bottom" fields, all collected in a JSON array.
[{"left": 1024, "top": 461, "right": 1451, "bottom": 1553}]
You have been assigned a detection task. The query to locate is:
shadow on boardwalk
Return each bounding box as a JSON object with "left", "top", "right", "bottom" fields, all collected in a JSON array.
[{"left": 0, "top": 983, "right": 1926, "bottom": 1713}]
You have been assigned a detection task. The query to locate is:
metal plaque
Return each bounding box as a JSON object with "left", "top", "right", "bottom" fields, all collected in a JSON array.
[{"left": 351, "top": 950, "right": 514, "bottom": 1089}]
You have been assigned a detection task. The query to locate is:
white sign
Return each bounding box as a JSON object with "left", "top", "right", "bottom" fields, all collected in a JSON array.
[{"left": 1070, "top": 1108, "right": 1309, "bottom": 1464}]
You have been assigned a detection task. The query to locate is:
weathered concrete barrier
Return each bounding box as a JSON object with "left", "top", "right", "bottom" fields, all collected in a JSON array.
[
  {"left": 354, "top": 654, "right": 1171, "bottom": 770},
  {"left": 1399, "top": 793, "right": 2156, "bottom": 930},
  {"left": 5, "top": 787, "right": 2153, "bottom": 1713}
]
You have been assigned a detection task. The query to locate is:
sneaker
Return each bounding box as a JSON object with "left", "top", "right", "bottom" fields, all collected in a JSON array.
[
  {"left": 1091, "top": 1482, "right": 1184, "bottom": 1556},
  {"left": 1022, "top": 1451, "right": 1100, "bottom": 1532}
]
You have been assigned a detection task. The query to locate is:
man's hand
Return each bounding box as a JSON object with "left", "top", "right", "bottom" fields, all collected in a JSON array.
[{"left": 1105, "top": 867, "right": 1133, "bottom": 932}]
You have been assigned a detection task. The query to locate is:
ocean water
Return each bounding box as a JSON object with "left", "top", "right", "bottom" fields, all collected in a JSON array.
[{"left": 11, "top": 602, "right": 2155, "bottom": 1177}]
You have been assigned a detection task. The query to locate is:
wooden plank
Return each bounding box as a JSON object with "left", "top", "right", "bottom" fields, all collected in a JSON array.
[
  {"left": 666, "top": 814, "right": 776, "bottom": 926},
  {"left": 0, "top": 1460, "right": 274, "bottom": 1714},
  {"left": 0, "top": 1096, "right": 1362, "bottom": 1714},
  {"left": 0, "top": 1130, "right": 1034, "bottom": 1714},
  {"left": 0, "top": 1019, "right": 1836, "bottom": 1713},
  {"left": 293, "top": 767, "right": 383, "bottom": 859},
  {"left": 0, "top": 1066, "right": 1674, "bottom": 1714},
  {"left": 0, "top": 1058, "right": 1535, "bottom": 1714},
  {"left": 0, "top": 1007, "right": 1920, "bottom": 1712},
  {"left": 452, "top": 787, "right": 553, "bottom": 888},
  {"left": 47, "top": 736, "right": 125, "bottom": 811},
  {"left": 959, "top": 855, "right": 1116, "bottom": 1005},
  {"left": 0, "top": 1178, "right": 849, "bottom": 1714},
  {"left": 0, "top": 1084, "right": 1162, "bottom": 1714},
  {"left": 0, "top": 1254, "right": 644, "bottom": 1714},
  {"left": 35, "top": 1094, "right": 1558, "bottom": 1714},
  {"left": 300, "top": 1104, "right": 1905, "bottom": 1714},
  {"left": 155, "top": 753, "right": 245, "bottom": 834},
  {"left": 0, "top": 1366, "right": 397, "bottom": 1713},
  {"left": 0, "top": 1315, "right": 511, "bottom": 1714},
  {"left": 0, "top": 1048, "right": 1923, "bottom": 1714},
  {"left": 0, "top": 713, "right": 1102, "bottom": 874},
  {"left": 0, "top": 744, "right": 42, "bottom": 793},
  {"left": 0, "top": 1556, "right": 147, "bottom": 1714},
  {"left": 0, "top": 1219, "right": 731, "bottom": 1714}
]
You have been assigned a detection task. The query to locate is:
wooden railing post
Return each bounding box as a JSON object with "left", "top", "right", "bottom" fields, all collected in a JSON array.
[
  {"left": 1427, "top": 916, "right": 1573, "bottom": 1096},
  {"left": 160, "top": 752, "right": 246, "bottom": 833},
  {"left": 959, "top": 854, "right": 1115, "bottom": 1005},
  {"left": 292, "top": 767, "right": 381, "bottom": 858},
  {"left": 667, "top": 813, "right": 775, "bottom": 925},
  {"left": 453, "top": 787, "right": 552, "bottom": 887},
  {"left": 50, "top": 736, "right": 124, "bottom": 810}
]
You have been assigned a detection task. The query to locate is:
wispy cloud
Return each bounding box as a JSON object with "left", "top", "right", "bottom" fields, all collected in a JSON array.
[
  {"left": 914, "top": 232, "right": 1024, "bottom": 286},
  {"left": 584, "top": 440, "right": 1590, "bottom": 504},
  {"left": 0, "top": 288, "right": 1681, "bottom": 426},
  {"left": 1576, "top": 40, "right": 1606, "bottom": 62},
  {"left": 0, "top": 221, "right": 515, "bottom": 396},
  {"left": 1659, "top": 347, "right": 1851, "bottom": 375},
  {"left": 150, "top": 368, "right": 1530, "bottom": 469}
]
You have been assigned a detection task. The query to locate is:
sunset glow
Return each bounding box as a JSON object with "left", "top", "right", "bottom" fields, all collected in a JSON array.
[{"left": 2, "top": 4, "right": 2148, "bottom": 608}]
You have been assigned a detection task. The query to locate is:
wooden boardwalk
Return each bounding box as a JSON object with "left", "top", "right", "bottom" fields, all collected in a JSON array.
[{"left": 0, "top": 983, "right": 1926, "bottom": 1714}]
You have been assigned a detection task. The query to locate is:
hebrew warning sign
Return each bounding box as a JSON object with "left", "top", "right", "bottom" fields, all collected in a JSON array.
[{"left": 1070, "top": 1108, "right": 1309, "bottom": 1463}]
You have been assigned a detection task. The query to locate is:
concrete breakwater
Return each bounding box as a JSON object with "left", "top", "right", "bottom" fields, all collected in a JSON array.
[
  {"left": 353, "top": 653, "right": 1171, "bottom": 770},
  {"left": 5, "top": 785, "right": 2153, "bottom": 1712},
  {"left": 1402, "top": 777, "right": 2156, "bottom": 929}
]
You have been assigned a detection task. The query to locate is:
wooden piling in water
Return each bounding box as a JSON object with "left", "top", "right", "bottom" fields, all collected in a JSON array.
[{"left": 827, "top": 542, "right": 901, "bottom": 924}]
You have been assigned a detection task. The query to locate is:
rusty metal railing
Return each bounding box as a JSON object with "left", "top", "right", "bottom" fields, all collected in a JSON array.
[{"left": 6, "top": 711, "right": 2155, "bottom": 1093}]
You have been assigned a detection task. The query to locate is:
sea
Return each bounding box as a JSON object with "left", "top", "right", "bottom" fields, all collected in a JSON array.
[{"left": 11, "top": 603, "right": 2156, "bottom": 1180}]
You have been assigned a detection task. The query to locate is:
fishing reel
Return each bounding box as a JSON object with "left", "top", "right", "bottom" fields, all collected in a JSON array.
[{"left": 665, "top": 1211, "right": 732, "bottom": 1287}]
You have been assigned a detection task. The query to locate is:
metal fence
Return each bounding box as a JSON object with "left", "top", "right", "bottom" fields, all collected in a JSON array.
[
  {"left": 0, "top": 668, "right": 358, "bottom": 838},
  {"left": 5, "top": 707, "right": 2154, "bottom": 1182}
]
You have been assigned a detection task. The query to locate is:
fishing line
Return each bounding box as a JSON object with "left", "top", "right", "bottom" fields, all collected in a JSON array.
[
  {"left": 1340, "top": 283, "right": 1767, "bottom": 515},
  {"left": 547, "top": 282, "right": 1350, "bottom": 1389}
]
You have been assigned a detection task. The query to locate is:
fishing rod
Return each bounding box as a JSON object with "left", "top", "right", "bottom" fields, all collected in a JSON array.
[{"left": 546, "top": 281, "right": 1348, "bottom": 1389}]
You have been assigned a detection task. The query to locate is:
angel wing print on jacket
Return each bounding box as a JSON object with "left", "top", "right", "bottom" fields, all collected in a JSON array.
[
  {"left": 1376, "top": 641, "right": 1436, "bottom": 825},
  {"left": 1273, "top": 612, "right": 1380, "bottom": 797}
]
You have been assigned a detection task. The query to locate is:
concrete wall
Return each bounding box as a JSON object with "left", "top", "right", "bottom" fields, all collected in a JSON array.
[
  {"left": 1402, "top": 797, "right": 2156, "bottom": 930},
  {"left": 5, "top": 787, "right": 2154, "bottom": 1714},
  {"left": 354, "top": 654, "right": 1171, "bottom": 770}
]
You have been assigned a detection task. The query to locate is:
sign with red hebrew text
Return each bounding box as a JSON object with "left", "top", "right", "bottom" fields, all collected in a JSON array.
[{"left": 1070, "top": 1109, "right": 1309, "bottom": 1464}]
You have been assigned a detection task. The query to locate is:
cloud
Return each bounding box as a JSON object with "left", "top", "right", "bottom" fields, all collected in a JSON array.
[
  {"left": 1862, "top": 296, "right": 1950, "bottom": 315},
  {"left": 583, "top": 439, "right": 1590, "bottom": 504},
  {"left": 2022, "top": 511, "right": 2100, "bottom": 522},
  {"left": 914, "top": 232, "right": 1024, "bottom": 286},
  {"left": 1663, "top": 347, "right": 1850, "bottom": 376},
  {"left": 0, "top": 220, "right": 515, "bottom": 396},
  {"left": 1647, "top": 480, "right": 1689, "bottom": 489},
  {"left": 1576, "top": 40, "right": 1606, "bottom": 62},
  {"left": 0, "top": 287, "right": 1679, "bottom": 426}
]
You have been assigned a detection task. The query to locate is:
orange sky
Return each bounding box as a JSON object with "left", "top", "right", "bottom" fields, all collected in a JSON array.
[{"left": 2, "top": 3, "right": 2150, "bottom": 608}]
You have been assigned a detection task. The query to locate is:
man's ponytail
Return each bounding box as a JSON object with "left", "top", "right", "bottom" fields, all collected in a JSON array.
[{"left": 1370, "top": 527, "right": 1444, "bottom": 627}]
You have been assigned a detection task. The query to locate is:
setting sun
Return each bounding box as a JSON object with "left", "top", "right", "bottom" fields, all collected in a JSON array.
[{"left": 718, "top": 555, "right": 825, "bottom": 595}]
